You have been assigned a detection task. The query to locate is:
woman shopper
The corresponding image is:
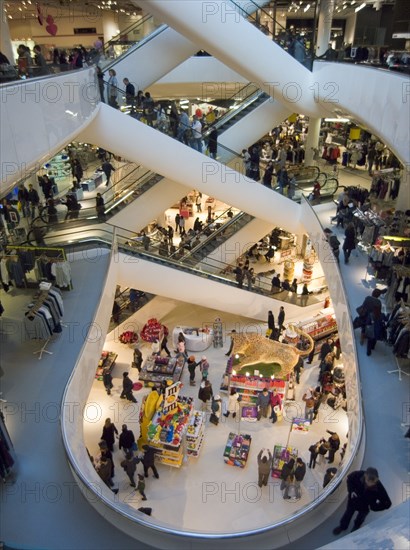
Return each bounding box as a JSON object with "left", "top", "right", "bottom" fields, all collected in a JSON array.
[
  {"left": 198, "top": 379, "right": 213, "bottom": 411},
  {"left": 223, "top": 388, "right": 240, "bottom": 418},
  {"left": 343, "top": 222, "right": 356, "bottom": 264},
  {"left": 101, "top": 418, "right": 118, "bottom": 452},
  {"left": 107, "top": 69, "right": 118, "bottom": 108}
]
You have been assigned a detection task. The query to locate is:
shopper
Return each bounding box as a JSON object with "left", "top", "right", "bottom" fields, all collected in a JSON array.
[
  {"left": 141, "top": 445, "right": 160, "bottom": 479},
  {"left": 151, "top": 339, "right": 160, "bottom": 356},
  {"left": 198, "top": 379, "right": 213, "bottom": 411},
  {"left": 120, "top": 372, "right": 137, "bottom": 403},
  {"left": 120, "top": 452, "right": 140, "bottom": 487},
  {"left": 356, "top": 288, "right": 386, "bottom": 355},
  {"left": 269, "top": 388, "right": 282, "bottom": 423},
  {"left": 308, "top": 441, "right": 320, "bottom": 469},
  {"left": 27, "top": 184, "right": 40, "bottom": 219},
  {"left": 280, "top": 458, "right": 295, "bottom": 496},
  {"left": 207, "top": 127, "right": 218, "bottom": 159},
  {"left": 302, "top": 389, "right": 315, "bottom": 424},
  {"left": 136, "top": 474, "right": 147, "bottom": 500},
  {"left": 257, "top": 388, "right": 270, "bottom": 420},
  {"left": 301, "top": 283, "right": 310, "bottom": 307},
  {"left": 313, "top": 386, "right": 324, "bottom": 420},
  {"left": 333, "top": 468, "right": 391, "bottom": 535},
  {"left": 107, "top": 69, "right": 118, "bottom": 108},
  {"left": 323, "top": 467, "right": 338, "bottom": 488},
  {"left": 101, "top": 418, "right": 118, "bottom": 452},
  {"left": 187, "top": 355, "right": 200, "bottom": 386},
  {"left": 176, "top": 338, "right": 188, "bottom": 361},
  {"left": 257, "top": 449, "right": 272, "bottom": 488},
  {"left": 199, "top": 356, "right": 210, "bottom": 379},
  {"left": 319, "top": 338, "right": 334, "bottom": 362},
  {"left": 102, "top": 159, "right": 115, "bottom": 187},
  {"left": 225, "top": 329, "right": 236, "bottom": 357},
  {"left": 271, "top": 274, "right": 281, "bottom": 294},
  {"left": 132, "top": 347, "right": 143, "bottom": 372},
  {"left": 159, "top": 332, "right": 171, "bottom": 357},
  {"left": 72, "top": 159, "right": 83, "bottom": 186},
  {"left": 96, "top": 455, "right": 118, "bottom": 494},
  {"left": 118, "top": 424, "right": 136, "bottom": 456},
  {"left": 293, "top": 458, "right": 306, "bottom": 499},
  {"left": 98, "top": 440, "right": 115, "bottom": 481},
  {"left": 324, "top": 228, "right": 340, "bottom": 264},
  {"left": 223, "top": 388, "right": 240, "bottom": 418},
  {"left": 209, "top": 394, "right": 222, "bottom": 425},
  {"left": 326, "top": 430, "right": 341, "bottom": 464},
  {"left": 102, "top": 369, "right": 113, "bottom": 396},
  {"left": 343, "top": 222, "right": 356, "bottom": 264},
  {"left": 96, "top": 193, "right": 105, "bottom": 222},
  {"left": 195, "top": 192, "right": 202, "bottom": 212},
  {"left": 267, "top": 310, "right": 276, "bottom": 340},
  {"left": 278, "top": 306, "right": 286, "bottom": 334}
]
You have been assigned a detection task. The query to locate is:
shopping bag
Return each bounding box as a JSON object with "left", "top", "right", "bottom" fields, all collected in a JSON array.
[{"left": 365, "top": 324, "right": 375, "bottom": 339}]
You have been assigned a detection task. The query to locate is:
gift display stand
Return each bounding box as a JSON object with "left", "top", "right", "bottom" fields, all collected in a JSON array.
[
  {"left": 212, "top": 318, "right": 223, "bottom": 349},
  {"left": 147, "top": 393, "right": 193, "bottom": 468},
  {"left": 297, "top": 308, "right": 338, "bottom": 356},
  {"left": 271, "top": 445, "right": 298, "bottom": 478},
  {"left": 223, "top": 432, "right": 252, "bottom": 468},
  {"left": 95, "top": 351, "right": 117, "bottom": 380},
  {"left": 225, "top": 374, "right": 286, "bottom": 405},
  {"left": 139, "top": 355, "right": 184, "bottom": 386},
  {"left": 186, "top": 411, "right": 206, "bottom": 457}
]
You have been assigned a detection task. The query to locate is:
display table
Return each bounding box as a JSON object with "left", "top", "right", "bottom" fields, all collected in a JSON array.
[
  {"left": 271, "top": 445, "right": 298, "bottom": 478},
  {"left": 172, "top": 326, "right": 213, "bottom": 352},
  {"left": 139, "top": 355, "right": 184, "bottom": 386},
  {"left": 296, "top": 308, "right": 338, "bottom": 356},
  {"left": 73, "top": 188, "right": 84, "bottom": 201},
  {"left": 223, "top": 432, "right": 252, "bottom": 468},
  {"left": 81, "top": 179, "right": 96, "bottom": 192},
  {"left": 81, "top": 171, "right": 106, "bottom": 192},
  {"left": 186, "top": 411, "right": 205, "bottom": 457},
  {"left": 95, "top": 351, "right": 117, "bottom": 380},
  {"left": 147, "top": 397, "right": 193, "bottom": 468}
]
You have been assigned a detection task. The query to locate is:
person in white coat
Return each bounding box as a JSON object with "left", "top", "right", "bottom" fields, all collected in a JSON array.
[{"left": 223, "top": 388, "right": 240, "bottom": 418}]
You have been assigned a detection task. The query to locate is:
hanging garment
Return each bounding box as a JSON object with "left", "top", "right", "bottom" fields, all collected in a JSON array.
[
  {"left": 8, "top": 260, "right": 25, "bottom": 287},
  {"left": 55, "top": 262, "right": 71, "bottom": 288}
]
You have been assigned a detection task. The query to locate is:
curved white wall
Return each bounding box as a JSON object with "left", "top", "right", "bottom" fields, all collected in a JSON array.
[
  {"left": 0, "top": 68, "right": 99, "bottom": 194},
  {"left": 313, "top": 61, "right": 410, "bottom": 166},
  {"left": 78, "top": 104, "right": 304, "bottom": 234}
]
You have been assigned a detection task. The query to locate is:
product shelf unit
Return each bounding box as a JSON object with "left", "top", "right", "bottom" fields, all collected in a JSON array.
[
  {"left": 95, "top": 351, "right": 117, "bottom": 380},
  {"left": 271, "top": 444, "right": 298, "bottom": 478},
  {"left": 297, "top": 310, "right": 338, "bottom": 356},
  {"left": 186, "top": 411, "right": 205, "bottom": 457},
  {"left": 139, "top": 355, "right": 184, "bottom": 386}
]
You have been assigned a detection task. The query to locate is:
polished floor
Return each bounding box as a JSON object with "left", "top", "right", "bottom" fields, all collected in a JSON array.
[{"left": 0, "top": 166, "right": 409, "bottom": 549}]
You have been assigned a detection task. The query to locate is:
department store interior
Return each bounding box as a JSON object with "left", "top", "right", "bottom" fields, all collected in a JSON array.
[{"left": 0, "top": 1, "right": 409, "bottom": 549}]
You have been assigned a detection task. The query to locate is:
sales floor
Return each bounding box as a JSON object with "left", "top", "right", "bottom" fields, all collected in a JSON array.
[{"left": 0, "top": 164, "right": 409, "bottom": 549}]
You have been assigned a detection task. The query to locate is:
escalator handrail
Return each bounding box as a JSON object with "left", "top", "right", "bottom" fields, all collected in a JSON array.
[{"left": 101, "top": 24, "right": 169, "bottom": 73}]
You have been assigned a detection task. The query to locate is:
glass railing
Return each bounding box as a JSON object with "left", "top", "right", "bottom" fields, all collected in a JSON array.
[
  {"left": 99, "top": 16, "right": 167, "bottom": 71},
  {"left": 32, "top": 225, "right": 328, "bottom": 307}
]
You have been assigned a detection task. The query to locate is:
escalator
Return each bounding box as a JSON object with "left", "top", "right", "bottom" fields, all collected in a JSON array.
[
  {"left": 35, "top": 226, "right": 327, "bottom": 321},
  {"left": 146, "top": 0, "right": 409, "bottom": 164}
]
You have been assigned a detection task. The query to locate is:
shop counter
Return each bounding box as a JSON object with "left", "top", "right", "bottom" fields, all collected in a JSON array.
[{"left": 172, "top": 326, "right": 213, "bottom": 352}]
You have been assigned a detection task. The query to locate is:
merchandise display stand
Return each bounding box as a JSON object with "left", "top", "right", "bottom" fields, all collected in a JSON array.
[
  {"left": 297, "top": 309, "right": 338, "bottom": 355},
  {"left": 33, "top": 338, "right": 53, "bottom": 360},
  {"left": 224, "top": 374, "right": 286, "bottom": 405},
  {"left": 387, "top": 357, "right": 410, "bottom": 381},
  {"left": 271, "top": 444, "right": 298, "bottom": 478},
  {"left": 213, "top": 318, "right": 223, "bottom": 348},
  {"left": 147, "top": 393, "right": 193, "bottom": 468},
  {"left": 223, "top": 432, "right": 252, "bottom": 468},
  {"left": 95, "top": 351, "right": 117, "bottom": 380},
  {"left": 139, "top": 355, "right": 184, "bottom": 386},
  {"left": 186, "top": 411, "right": 206, "bottom": 457}
]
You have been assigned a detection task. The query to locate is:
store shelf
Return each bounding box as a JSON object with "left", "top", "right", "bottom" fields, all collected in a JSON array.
[{"left": 186, "top": 411, "right": 205, "bottom": 457}]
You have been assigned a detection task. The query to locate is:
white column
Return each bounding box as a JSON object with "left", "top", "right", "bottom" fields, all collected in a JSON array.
[
  {"left": 0, "top": 0, "right": 15, "bottom": 64},
  {"left": 396, "top": 168, "right": 410, "bottom": 211},
  {"left": 304, "top": 117, "right": 322, "bottom": 165},
  {"left": 316, "top": 0, "right": 335, "bottom": 56},
  {"left": 102, "top": 12, "right": 120, "bottom": 43}
]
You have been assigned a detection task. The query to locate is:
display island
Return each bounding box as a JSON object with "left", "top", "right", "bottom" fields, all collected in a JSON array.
[
  {"left": 139, "top": 355, "right": 184, "bottom": 387},
  {"left": 223, "top": 433, "right": 252, "bottom": 468}
]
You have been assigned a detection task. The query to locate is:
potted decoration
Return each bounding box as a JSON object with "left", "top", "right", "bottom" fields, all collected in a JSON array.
[
  {"left": 119, "top": 330, "right": 139, "bottom": 345},
  {"left": 140, "top": 318, "right": 169, "bottom": 343}
]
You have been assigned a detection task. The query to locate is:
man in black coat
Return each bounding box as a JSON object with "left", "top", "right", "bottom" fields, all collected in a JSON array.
[
  {"left": 120, "top": 372, "right": 137, "bottom": 402},
  {"left": 118, "top": 424, "right": 135, "bottom": 455},
  {"left": 333, "top": 467, "right": 391, "bottom": 535},
  {"left": 142, "top": 445, "right": 160, "bottom": 478},
  {"left": 102, "top": 159, "right": 115, "bottom": 186}
]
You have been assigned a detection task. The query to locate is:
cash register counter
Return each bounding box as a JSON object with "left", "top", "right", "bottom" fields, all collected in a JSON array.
[{"left": 172, "top": 326, "right": 213, "bottom": 352}]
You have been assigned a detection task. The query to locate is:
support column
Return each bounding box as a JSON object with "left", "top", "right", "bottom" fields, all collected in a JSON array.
[
  {"left": 0, "top": 0, "right": 15, "bottom": 64},
  {"left": 102, "top": 12, "right": 120, "bottom": 44},
  {"left": 396, "top": 168, "right": 410, "bottom": 211},
  {"left": 316, "top": 0, "right": 335, "bottom": 56},
  {"left": 304, "top": 117, "right": 321, "bottom": 166}
]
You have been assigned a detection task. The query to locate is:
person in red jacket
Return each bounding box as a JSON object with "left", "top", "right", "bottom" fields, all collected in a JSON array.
[
  {"left": 269, "top": 388, "right": 282, "bottom": 424},
  {"left": 333, "top": 467, "right": 391, "bottom": 535}
]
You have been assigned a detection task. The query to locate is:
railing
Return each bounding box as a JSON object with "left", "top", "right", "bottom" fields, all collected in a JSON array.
[
  {"left": 100, "top": 17, "right": 168, "bottom": 71},
  {"left": 33, "top": 225, "right": 328, "bottom": 308},
  {"left": 229, "top": 0, "right": 313, "bottom": 69}
]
